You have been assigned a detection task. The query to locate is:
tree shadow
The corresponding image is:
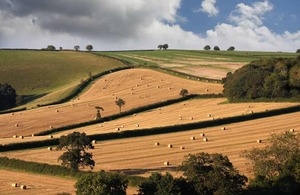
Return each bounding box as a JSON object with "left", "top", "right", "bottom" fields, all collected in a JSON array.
[
  {"left": 109, "top": 166, "right": 179, "bottom": 175},
  {"left": 18, "top": 93, "right": 48, "bottom": 105}
]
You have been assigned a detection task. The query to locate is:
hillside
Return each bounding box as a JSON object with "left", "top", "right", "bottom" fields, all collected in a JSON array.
[
  {"left": 96, "top": 50, "right": 298, "bottom": 80},
  {"left": 0, "top": 50, "right": 124, "bottom": 107}
]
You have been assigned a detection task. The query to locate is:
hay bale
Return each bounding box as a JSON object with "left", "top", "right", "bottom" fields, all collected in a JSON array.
[
  {"left": 15, "top": 124, "right": 19, "bottom": 127},
  {"left": 133, "top": 114, "right": 137, "bottom": 116},
  {"left": 191, "top": 136, "right": 195, "bottom": 140},
  {"left": 92, "top": 140, "right": 97, "bottom": 144},
  {"left": 157, "top": 86, "right": 160, "bottom": 89},
  {"left": 190, "top": 117, "right": 193, "bottom": 120},
  {"left": 203, "top": 138, "right": 208, "bottom": 142},
  {"left": 99, "top": 124, "right": 103, "bottom": 127},
  {"left": 49, "top": 125, "right": 53, "bottom": 129},
  {"left": 20, "top": 185, "right": 26, "bottom": 190},
  {"left": 221, "top": 127, "right": 226, "bottom": 130},
  {"left": 155, "top": 142, "right": 160, "bottom": 146},
  {"left": 290, "top": 128, "right": 295, "bottom": 132},
  {"left": 136, "top": 84, "right": 139, "bottom": 87},
  {"left": 200, "top": 133, "right": 205, "bottom": 137},
  {"left": 48, "top": 135, "right": 53, "bottom": 138},
  {"left": 207, "top": 114, "right": 212, "bottom": 117},
  {"left": 180, "top": 146, "right": 185, "bottom": 150},
  {"left": 11, "top": 113, "right": 14, "bottom": 116},
  {"left": 13, "top": 135, "right": 17, "bottom": 138},
  {"left": 164, "top": 161, "right": 169, "bottom": 166},
  {"left": 47, "top": 147, "right": 52, "bottom": 151},
  {"left": 168, "top": 144, "right": 173, "bottom": 148},
  {"left": 136, "top": 124, "right": 139, "bottom": 127},
  {"left": 19, "top": 136, "right": 24, "bottom": 139},
  {"left": 168, "top": 87, "right": 172, "bottom": 90},
  {"left": 56, "top": 109, "right": 59, "bottom": 112},
  {"left": 257, "top": 139, "right": 262, "bottom": 143},
  {"left": 116, "top": 127, "right": 120, "bottom": 131},
  {"left": 31, "top": 134, "right": 35, "bottom": 137},
  {"left": 205, "top": 89, "right": 209, "bottom": 92},
  {"left": 178, "top": 117, "right": 182, "bottom": 120},
  {"left": 11, "top": 183, "right": 18, "bottom": 187}
]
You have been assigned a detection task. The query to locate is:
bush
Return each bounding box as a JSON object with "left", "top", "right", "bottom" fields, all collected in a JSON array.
[{"left": 0, "top": 83, "right": 17, "bottom": 110}]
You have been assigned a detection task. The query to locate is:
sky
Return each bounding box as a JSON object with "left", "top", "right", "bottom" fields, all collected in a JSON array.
[{"left": 0, "top": 0, "right": 299, "bottom": 52}]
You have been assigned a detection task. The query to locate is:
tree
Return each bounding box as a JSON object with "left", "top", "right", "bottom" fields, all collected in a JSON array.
[
  {"left": 0, "top": 83, "right": 17, "bottom": 110},
  {"left": 296, "top": 49, "right": 300, "bottom": 53},
  {"left": 57, "top": 132, "right": 94, "bottom": 171},
  {"left": 180, "top": 88, "right": 189, "bottom": 97},
  {"left": 162, "top": 44, "right": 169, "bottom": 50},
  {"left": 227, "top": 46, "right": 235, "bottom": 51},
  {"left": 75, "top": 170, "right": 128, "bottom": 195},
  {"left": 157, "top": 45, "right": 163, "bottom": 50},
  {"left": 180, "top": 152, "right": 247, "bottom": 195},
  {"left": 74, "top": 45, "right": 80, "bottom": 51},
  {"left": 138, "top": 172, "right": 196, "bottom": 195},
  {"left": 86, "top": 44, "right": 93, "bottom": 51},
  {"left": 95, "top": 106, "right": 104, "bottom": 120},
  {"left": 204, "top": 45, "right": 211, "bottom": 50},
  {"left": 242, "top": 132, "right": 300, "bottom": 194},
  {"left": 46, "top": 45, "right": 56, "bottom": 51},
  {"left": 115, "top": 98, "right": 125, "bottom": 113},
  {"left": 214, "top": 46, "right": 220, "bottom": 51}
]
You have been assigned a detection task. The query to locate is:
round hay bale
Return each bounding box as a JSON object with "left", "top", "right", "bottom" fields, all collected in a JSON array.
[
  {"left": 257, "top": 139, "right": 262, "bottom": 143},
  {"left": 48, "top": 135, "right": 53, "bottom": 138},
  {"left": 56, "top": 109, "right": 59, "bottom": 112},
  {"left": 15, "top": 124, "right": 19, "bottom": 127},
  {"left": 168, "top": 87, "right": 172, "bottom": 90},
  {"left": 190, "top": 117, "right": 193, "bottom": 120},
  {"left": 178, "top": 117, "right": 182, "bottom": 120},
  {"left": 31, "top": 134, "right": 35, "bottom": 137},
  {"left": 136, "top": 124, "right": 139, "bottom": 127},
  {"left": 221, "top": 127, "right": 226, "bottom": 130},
  {"left": 191, "top": 136, "right": 195, "bottom": 140},
  {"left": 203, "top": 138, "right": 208, "bottom": 142},
  {"left": 92, "top": 140, "right": 97, "bottom": 144},
  {"left": 133, "top": 114, "right": 137, "bottom": 116},
  {"left": 11, "top": 183, "right": 18, "bottom": 187},
  {"left": 200, "top": 133, "right": 205, "bottom": 137},
  {"left": 116, "top": 127, "right": 120, "bottom": 131},
  {"left": 157, "top": 86, "right": 160, "bottom": 89},
  {"left": 99, "top": 124, "right": 103, "bottom": 127},
  {"left": 11, "top": 113, "right": 14, "bottom": 116},
  {"left": 49, "top": 125, "right": 53, "bottom": 129},
  {"left": 19, "top": 136, "right": 24, "bottom": 139},
  {"left": 180, "top": 146, "right": 185, "bottom": 150},
  {"left": 207, "top": 114, "right": 212, "bottom": 117},
  {"left": 20, "top": 185, "right": 26, "bottom": 190},
  {"left": 155, "top": 142, "right": 160, "bottom": 146},
  {"left": 164, "top": 161, "right": 169, "bottom": 166},
  {"left": 168, "top": 144, "right": 173, "bottom": 148},
  {"left": 290, "top": 128, "right": 295, "bottom": 132},
  {"left": 13, "top": 135, "right": 17, "bottom": 138},
  {"left": 47, "top": 147, "right": 52, "bottom": 151},
  {"left": 205, "top": 89, "right": 209, "bottom": 92},
  {"left": 121, "top": 125, "right": 124, "bottom": 128}
]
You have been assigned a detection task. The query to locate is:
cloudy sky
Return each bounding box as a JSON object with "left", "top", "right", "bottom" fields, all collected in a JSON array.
[{"left": 0, "top": 0, "right": 299, "bottom": 51}]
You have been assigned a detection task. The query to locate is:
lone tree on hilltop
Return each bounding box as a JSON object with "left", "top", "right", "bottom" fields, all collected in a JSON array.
[
  {"left": 0, "top": 83, "right": 17, "bottom": 110},
  {"left": 46, "top": 45, "right": 56, "bottom": 51},
  {"left": 162, "top": 44, "right": 169, "bottom": 50},
  {"left": 86, "top": 44, "right": 93, "bottom": 51},
  {"left": 180, "top": 88, "right": 189, "bottom": 97},
  {"left": 204, "top": 45, "right": 211, "bottom": 50},
  {"left": 157, "top": 44, "right": 163, "bottom": 50},
  {"left": 214, "top": 46, "right": 220, "bottom": 51},
  {"left": 115, "top": 98, "right": 125, "bottom": 113},
  {"left": 95, "top": 106, "right": 104, "bottom": 119},
  {"left": 180, "top": 152, "right": 247, "bottom": 195},
  {"left": 57, "top": 132, "right": 95, "bottom": 171},
  {"left": 74, "top": 45, "right": 80, "bottom": 51},
  {"left": 227, "top": 46, "right": 235, "bottom": 51}
]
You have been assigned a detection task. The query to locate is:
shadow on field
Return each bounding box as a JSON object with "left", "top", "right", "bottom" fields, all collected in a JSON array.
[
  {"left": 110, "top": 166, "right": 178, "bottom": 175},
  {"left": 18, "top": 93, "right": 48, "bottom": 105}
]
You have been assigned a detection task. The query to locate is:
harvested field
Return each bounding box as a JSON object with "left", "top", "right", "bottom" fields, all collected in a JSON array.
[
  {"left": 0, "top": 68, "right": 222, "bottom": 138},
  {"left": 1, "top": 111, "right": 299, "bottom": 178},
  {"left": 1, "top": 99, "right": 297, "bottom": 145},
  {"left": 0, "top": 169, "right": 75, "bottom": 195}
]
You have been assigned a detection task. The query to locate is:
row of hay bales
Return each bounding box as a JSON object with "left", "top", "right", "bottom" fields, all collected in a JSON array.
[{"left": 11, "top": 183, "right": 26, "bottom": 190}]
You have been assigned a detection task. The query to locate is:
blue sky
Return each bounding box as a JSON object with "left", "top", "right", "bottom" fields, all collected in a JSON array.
[{"left": 0, "top": 0, "right": 299, "bottom": 52}]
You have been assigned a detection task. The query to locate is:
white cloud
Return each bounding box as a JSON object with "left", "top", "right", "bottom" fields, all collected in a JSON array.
[{"left": 198, "top": 0, "right": 219, "bottom": 17}]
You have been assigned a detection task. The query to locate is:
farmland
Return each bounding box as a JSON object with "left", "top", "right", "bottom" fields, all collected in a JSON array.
[{"left": 1, "top": 49, "right": 300, "bottom": 194}]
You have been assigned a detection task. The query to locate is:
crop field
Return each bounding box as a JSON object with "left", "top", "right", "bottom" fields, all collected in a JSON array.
[
  {"left": 97, "top": 50, "right": 298, "bottom": 79},
  {"left": 0, "top": 169, "right": 75, "bottom": 195},
  {"left": 0, "top": 50, "right": 124, "bottom": 107},
  {"left": 1, "top": 111, "right": 299, "bottom": 179},
  {"left": 0, "top": 68, "right": 223, "bottom": 138}
]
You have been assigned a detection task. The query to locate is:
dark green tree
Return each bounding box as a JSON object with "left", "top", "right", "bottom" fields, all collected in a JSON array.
[
  {"left": 138, "top": 172, "right": 196, "bottom": 195},
  {"left": 115, "top": 98, "right": 125, "bottom": 113},
  {"left": 162, "top": 44, "right": 169, "bottom": 50},
  {"left": 57, "top": 132, "right": 94, "bottom": 171},
  {"left": 242, "top": 132, "right": 300, "bottom": 194},
  {"left": 227, "top": 46, "right": 235, "bottom": 51},
  {"left": 0, "top": 83, "right": 17, "bottom": 110},
  {"left": 75, "top": 170, "right": 128, "bottom": 195},
  {"left": 86, "top": 44, "right": 93, "bottom": 51},
  {"left": 46, "top": 45, "right": 56, "bottom": 51},
  {"left": 95, "top": 106, "right": 104, "bottom": 119},
  {"left": 157, "top": 45, "right": 163, "bottom": 50},
  {"left": 180, "top": 152, "right": 247, "bottom": 195},
  {"left": 180, "top": 88, "right": 189, "bottom": 97},
  {"left": 296, "top": 49, "right": 300, "bottom": 53},
  {"left": 214, "top": 46, "right": 220, "bottom": 51},
  {"left": 74, "top": 45, "right": 80, "bottom": 51},
  {"left": 204, "top": 45, "right": 211, "bottom": 50}
]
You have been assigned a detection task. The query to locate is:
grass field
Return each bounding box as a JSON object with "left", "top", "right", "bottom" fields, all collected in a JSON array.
[
  {"left": 97, "top": 50, "right": 298, "bottom": 79},
  {"left": 0, "top": 50, "right": 124, "bottom": 106}
]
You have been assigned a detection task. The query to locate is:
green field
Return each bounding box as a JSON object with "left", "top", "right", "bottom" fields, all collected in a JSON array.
[{"left": 0, "top": 50, "right": 124, "bottom": 107}]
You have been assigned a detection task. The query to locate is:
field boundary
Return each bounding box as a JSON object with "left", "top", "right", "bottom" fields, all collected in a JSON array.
[{"left": 1, "top": 104, "right": 299, "bottom": 152}]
